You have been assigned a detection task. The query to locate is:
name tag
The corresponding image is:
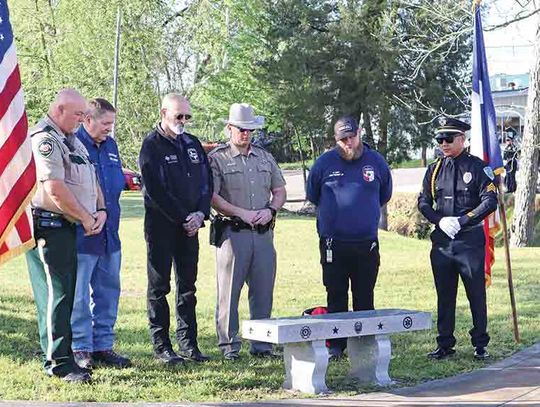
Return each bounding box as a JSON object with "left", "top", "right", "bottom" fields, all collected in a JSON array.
[
  {"left": 165, "top": 155, "right": 178, "bottom": 164},
  {"left": 108, "top": 152, "right": 119, "bottom": 163}
]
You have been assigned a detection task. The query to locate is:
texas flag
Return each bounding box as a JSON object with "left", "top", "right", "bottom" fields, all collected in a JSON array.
[{"left": 469, "top": 4, "right": 504, "bottom": 286}]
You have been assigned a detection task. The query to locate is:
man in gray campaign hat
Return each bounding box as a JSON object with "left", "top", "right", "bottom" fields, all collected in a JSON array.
[{"left": 208, "top": 103, "right": 287, "bottom": 360}]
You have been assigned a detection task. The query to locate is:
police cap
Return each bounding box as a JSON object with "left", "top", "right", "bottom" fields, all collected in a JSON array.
[{"left": 435, "top": 117, "right": 471, "bottom": 139}]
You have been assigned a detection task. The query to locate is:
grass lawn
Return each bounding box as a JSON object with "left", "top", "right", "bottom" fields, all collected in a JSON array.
[{"left": 0, "top": 192, "right": 538, "bottom": 402}]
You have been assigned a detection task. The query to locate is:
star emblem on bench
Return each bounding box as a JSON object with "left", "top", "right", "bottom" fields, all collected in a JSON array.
[
  {"left": 378, "top": 322, "right": 384, "bottom": 330},
  {"left": 332, "top": 326, "right": 339, "bottom": 334},
  {"left": 249, "top": 327, "right": 254, "bottom": 334},
  {"left": 267, "top": 330, "right": 272, "bottom": 337}
]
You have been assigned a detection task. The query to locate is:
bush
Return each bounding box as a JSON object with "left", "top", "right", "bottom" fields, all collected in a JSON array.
[{"left": 387, "top": 192, "right": 432, "bottom": 239}]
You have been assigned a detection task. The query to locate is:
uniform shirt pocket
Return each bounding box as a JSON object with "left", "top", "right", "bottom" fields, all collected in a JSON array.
[
  {"left": 256, "top": 162, "right": 272, "bottom": 189},
  {"left": 222, "top": 166, "right": 244, "bottom": 192}
]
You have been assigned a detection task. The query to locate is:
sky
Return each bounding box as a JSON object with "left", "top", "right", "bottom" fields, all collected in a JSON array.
[{"left": 483, "top": 0, "right": 538, "bottom": 75}]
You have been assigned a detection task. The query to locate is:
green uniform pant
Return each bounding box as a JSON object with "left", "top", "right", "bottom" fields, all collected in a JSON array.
[{"left": 25, "top": 224, "right": 77, "bottom": 376}]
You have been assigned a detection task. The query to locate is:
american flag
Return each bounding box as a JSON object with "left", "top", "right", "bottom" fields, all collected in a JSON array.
[
  {"left": 469, "top": 3, "right": 504, "bottom": 286},
  {"left": 0, "top": 1, "right": 36, "bottom": 265}
]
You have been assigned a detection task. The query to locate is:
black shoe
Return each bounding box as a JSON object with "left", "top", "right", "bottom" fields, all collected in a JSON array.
[
  {"left": 427, "top": 347, "right": 456, "bottom": 360},
  {"left": 250, "top": 350, "right": 281, "bottom": 359},
  {"left": 73, "top": 351, "right": 93, "bottom": 370},
  {"left": 154, "top": 348, "right": 184, "bottom": 365},
  {"left": 62, "top": 370, "right": 92, "bottom": 383},
  {"left": 224, "top": 351, "right": 240, "bottom": 361},
  {"left": 178, "top": 348, "right": 211, "bottom": 363},
  {"left": 93, "top": 350, "right": 132, "bottom": 368},
  {"left": 474, "top": 347, "right": 490, "bottom": 360},
  {"left": 328, "top": 347, "right": 344, "bottom": 361}
]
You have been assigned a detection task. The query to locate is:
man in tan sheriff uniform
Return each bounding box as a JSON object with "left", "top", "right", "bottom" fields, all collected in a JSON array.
[
  {"left": 26, "top": 88, "right": 106, "bottom": 383},
  {"left": 209, "top": 103, "right": 286, "bottom": 360}
]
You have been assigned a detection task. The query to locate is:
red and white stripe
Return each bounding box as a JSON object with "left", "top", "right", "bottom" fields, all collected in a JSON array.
[{"left": 0, "top": 41, "right": 36, "bottom": 265}]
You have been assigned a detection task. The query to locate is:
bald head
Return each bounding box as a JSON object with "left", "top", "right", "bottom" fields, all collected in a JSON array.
[
  {"left": 48, "top": 88, "right": 87, "bottom": 134},
  {"left": 160, "top": 93, "right": 192, "bottom": 137}
]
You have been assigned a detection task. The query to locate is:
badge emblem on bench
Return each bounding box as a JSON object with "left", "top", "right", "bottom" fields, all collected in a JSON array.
[
  {"left": 300, "top": 326, "right": 311, "bottom": 339},
  {"left": 354, "top": 321, "right": 363, "bottom": 334},
  {"left": 403, "top": 316, "right": 413, "bottom": 329}
]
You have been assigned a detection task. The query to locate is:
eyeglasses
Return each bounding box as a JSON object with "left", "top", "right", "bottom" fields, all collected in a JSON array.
[
  {"left": 175, "top": 114, "right": 192, "bottom": 121},
  {"left": 232, "top": 125, "right": 253, "bottom": 133},
  {"left": 436, "top": 134, "right": 462, "bottom": 144}
]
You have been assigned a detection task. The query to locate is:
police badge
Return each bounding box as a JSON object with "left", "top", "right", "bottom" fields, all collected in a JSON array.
[{"left": 463, "top": 172, "right": 472, "bottom": 184}]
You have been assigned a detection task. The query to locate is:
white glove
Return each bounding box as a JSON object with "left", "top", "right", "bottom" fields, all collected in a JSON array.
[{"left": 438, "top": 217, "right": 461, "bottom": 239}]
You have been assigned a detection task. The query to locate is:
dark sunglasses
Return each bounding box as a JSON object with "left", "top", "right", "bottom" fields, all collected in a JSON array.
[
  {"left": 232, "top": 125, "right": 253, "bottom": 133},
  {"left": 176, "top": 114, "right": 192, "bottom": 120},
  {"left": 436, "top": 134, "right": 461, "bottom": 144}
]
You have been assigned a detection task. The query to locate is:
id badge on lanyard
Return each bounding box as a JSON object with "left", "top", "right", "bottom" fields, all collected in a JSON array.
[{"left": 326, "top": 238, "right": 333, "bottom": 263}]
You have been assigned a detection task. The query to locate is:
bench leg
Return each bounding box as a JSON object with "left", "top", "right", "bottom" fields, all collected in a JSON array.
[
  {"left": 347, "top": 334, "right": 393, "bottom": 386},
  {"left": 283, "top": 340, "right": 329, "bottom": 394}
]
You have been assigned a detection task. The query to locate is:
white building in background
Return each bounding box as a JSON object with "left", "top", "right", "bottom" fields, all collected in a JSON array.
[{"left": 490, "top": 73, "right": 529, "bottom": 143}]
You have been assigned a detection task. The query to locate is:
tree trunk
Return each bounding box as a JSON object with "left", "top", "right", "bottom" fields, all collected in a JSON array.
[
  {"left": 362, "top": 109, "right": 375, "bottom": 147},
  {"left": 510, "top": 22, "right": 540, "bottom": 247},
  {"left": 421, "top": 145, "right": 427, "bottom": 167}
]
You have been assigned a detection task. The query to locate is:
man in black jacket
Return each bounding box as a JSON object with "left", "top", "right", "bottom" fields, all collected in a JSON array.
[
  {"left": 139, "top": 94, "right": 212, "bottom": 364},
  {"left": 418, "top": 117, "right": 498, "bottom": 361}
]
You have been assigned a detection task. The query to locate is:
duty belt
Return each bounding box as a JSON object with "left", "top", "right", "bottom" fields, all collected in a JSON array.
[
  {"left": 224, "top": 216, "right": 274, "bottom": 234},
  {"left": 32, "top": 208, "right": 72, "bottom": 229}
]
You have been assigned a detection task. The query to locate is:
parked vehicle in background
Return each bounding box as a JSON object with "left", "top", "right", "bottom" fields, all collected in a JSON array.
[{"left": 123, "top": 168, "right": 141, "bottom": 191}]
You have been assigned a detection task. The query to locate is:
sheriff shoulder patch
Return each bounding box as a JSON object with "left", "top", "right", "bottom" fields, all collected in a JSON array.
[
  {"left": 483, "top": 166, "right": 495, "bottom": 180},
  {"left": 38, "top": 140, "right": 54, "bottom": 158}
]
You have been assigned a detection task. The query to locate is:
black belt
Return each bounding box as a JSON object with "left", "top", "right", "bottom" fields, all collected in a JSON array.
[
  {"left": 32, "top": 208, "right": 72, "bottom": 229},
  {"left": 224, "top": 217, "right": 273, "bottom": 234}
]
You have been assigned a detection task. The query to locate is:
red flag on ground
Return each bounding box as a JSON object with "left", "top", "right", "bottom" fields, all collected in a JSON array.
[{"left": 0, "top": 1, "right": 36, "bottom": 265}]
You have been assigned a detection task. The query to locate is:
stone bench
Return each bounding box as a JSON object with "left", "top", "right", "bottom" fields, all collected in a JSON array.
[{"left": 242, "top": 308, "right": 432, "bottom": 394}]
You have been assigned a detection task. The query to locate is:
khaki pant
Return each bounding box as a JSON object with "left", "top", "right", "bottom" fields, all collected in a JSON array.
[{"left": 215, "top": 227, "right": 276, "bottom": 355}]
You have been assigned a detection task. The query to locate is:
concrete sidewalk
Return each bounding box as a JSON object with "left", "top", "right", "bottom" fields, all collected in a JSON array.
[{"left": 2, "top": 343, "right": 539, "bottom": 407}]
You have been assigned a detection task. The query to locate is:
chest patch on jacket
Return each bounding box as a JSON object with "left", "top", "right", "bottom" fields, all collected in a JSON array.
[
  {"left": 362, "top": 165, "right": 375, "bottom": 182},
  {"left": 165, "top": 154, "right": 178, "bottom": 164},
  {"left": 187, "top": 148, "right": 200, "bottom": 164}
]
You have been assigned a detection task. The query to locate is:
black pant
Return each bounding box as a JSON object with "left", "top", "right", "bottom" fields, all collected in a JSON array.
[
  {"left": 144, "top": 208, "right": 200, "bottom": 352},
  {"left": 320, "top": 238, "right": 380, "bottom": 350},
  {"left": 430, "top": 243, "right": 490, "bottom": 349}
]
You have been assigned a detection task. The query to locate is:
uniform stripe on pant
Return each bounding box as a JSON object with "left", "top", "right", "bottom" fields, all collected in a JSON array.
[{"left": 37, "top": 238, "right": 55, "bottom": 363}]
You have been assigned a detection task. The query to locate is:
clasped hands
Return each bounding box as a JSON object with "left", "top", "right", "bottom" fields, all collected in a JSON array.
[
  {"left": 438, "top": 217, "right": 461, "bottom": 240},
  {"left": 238, "top": 208, "right": 273, "bottom": 227},
  {"left": 183, "top": 211, "right": 205, "bottom": 237},
  {"left": 82, "top": 211, "right": 107, "bottom": 236}
]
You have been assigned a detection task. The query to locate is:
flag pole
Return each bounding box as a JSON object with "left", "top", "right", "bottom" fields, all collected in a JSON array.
[{"left": 497, "top": 185, "right": 520, "bottom": 342}]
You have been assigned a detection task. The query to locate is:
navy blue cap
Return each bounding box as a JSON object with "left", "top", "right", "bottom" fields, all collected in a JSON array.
[
  {"left": 435, "top": 117, "right": 471, "bottom": 139},
  {"left": 334, "top": 116, "right": 359, "bottom": 140}
]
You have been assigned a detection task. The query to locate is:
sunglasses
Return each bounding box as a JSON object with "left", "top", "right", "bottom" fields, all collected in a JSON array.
[
  {"left": 436, "top": 134, "right": 462, "bottom": 144},
  {"left": 175, "top": 114, "right": 192, "bottom": 120},
  {"left": 232, "top": 125, "right": 253, "bottom": 133}
]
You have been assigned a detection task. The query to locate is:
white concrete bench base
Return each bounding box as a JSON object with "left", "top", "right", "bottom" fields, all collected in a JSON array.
[
  {"left": 348, "top": 334, "right": 393, "bottom": 386},
  {"left": 242, "top": 309, "right": 431, "bottom": 394},
  {"left": 283, "top": 340, "right": 329, "bottom": 394}
]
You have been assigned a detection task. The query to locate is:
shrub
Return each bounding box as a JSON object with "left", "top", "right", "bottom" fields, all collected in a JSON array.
[{"left": 387, "top": 192, "right": 432, "bottom": 239}]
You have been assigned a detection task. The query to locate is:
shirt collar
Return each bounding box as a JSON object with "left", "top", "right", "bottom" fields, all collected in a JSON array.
[
  {"left": 43, "top": 115, "right": 67, "bottom": 139},
  {"left": 228, "top": 141, "right": 258, "bottom": 158},
  {"left": 76, "top": 124, "right": 107, "bottom": 148}
]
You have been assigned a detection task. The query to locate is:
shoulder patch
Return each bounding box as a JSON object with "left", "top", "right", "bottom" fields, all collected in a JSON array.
[
  {"left": 38, "top": 139, "right": 54, "bottom": 158},
  {"left": 208, "top": 143, "right": 229, "bottom": 156},
  {"left": 486, "top": 182, "right": 497, "bottom": 193},
  {"left": 483, "top": 166, "right": 495, "bottom": 180}
]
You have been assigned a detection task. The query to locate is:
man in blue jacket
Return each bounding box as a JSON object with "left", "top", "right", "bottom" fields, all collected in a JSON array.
[
  {"left": 306, "top": 116, "right": 393, "bottom": 360},
  {"left": 72, "top": 98, "right": 131, "bottom": 370},
  {"left": 139, "top": 94, "right": 212, "bottom": 364}
]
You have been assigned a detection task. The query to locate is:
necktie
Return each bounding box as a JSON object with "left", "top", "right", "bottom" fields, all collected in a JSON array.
[{"left": 441, "top": 157, "right": 455, "bottom": 215}]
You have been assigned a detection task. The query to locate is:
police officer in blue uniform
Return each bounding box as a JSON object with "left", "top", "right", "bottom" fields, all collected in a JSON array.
[
  {"left": 306, "top": 116, "right": 393, "bottom": 360},
  {"left": 139, "top": 94, "right": 212, "bottom": 364},
  {"left": 418, "top": 117, "right": 498, "bottom": 360}
]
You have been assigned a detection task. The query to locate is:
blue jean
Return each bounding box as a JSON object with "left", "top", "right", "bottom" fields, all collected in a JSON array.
[{"left": 71, "top": 251, "right": 121, "bottom": 352}]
